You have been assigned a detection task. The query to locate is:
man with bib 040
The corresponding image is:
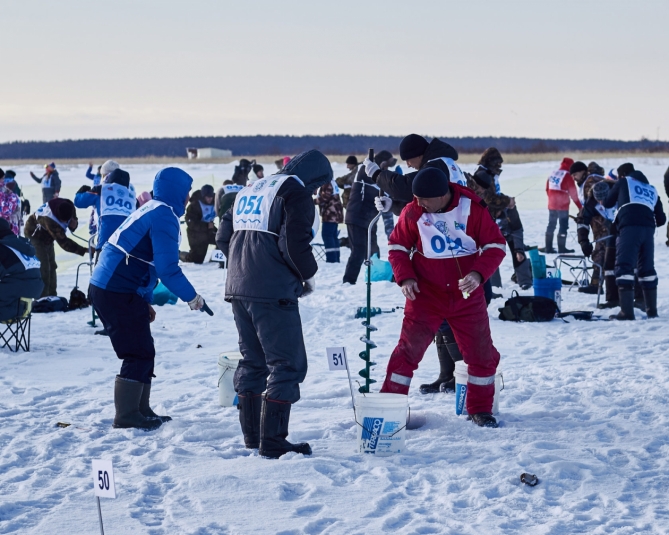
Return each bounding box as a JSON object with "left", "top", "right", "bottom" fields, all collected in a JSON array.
[
  {"left": 603, "top": 169, "right": 666, "bottom": 320},
  {"left": 381, "top": 167, "right": 506, "bottom": 428}
]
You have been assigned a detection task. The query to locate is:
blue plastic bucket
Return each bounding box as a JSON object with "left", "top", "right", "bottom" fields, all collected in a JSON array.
[{"left": 533, "top": 274, "right": 562, "bottom": 310}]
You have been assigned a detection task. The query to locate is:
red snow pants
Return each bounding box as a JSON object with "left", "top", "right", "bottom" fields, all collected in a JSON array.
[{"left": 380, "top": 285, "right": 500, "bottom": 414}]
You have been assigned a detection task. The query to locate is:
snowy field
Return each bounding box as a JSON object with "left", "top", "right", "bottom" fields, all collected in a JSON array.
[{"left": 2, "top": 157, "right": 669, "bottom": 534}]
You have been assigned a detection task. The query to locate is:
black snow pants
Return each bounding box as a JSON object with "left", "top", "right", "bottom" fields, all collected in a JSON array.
[
  {"left": 90, "top": 285, "right": 156, "bottom": 383},
  {"left": 343, "top": 223, "right": 379, "bottom": 284},
  {"left": 232, "top": 299, "right": 308, "bottom": 403},
  {"left": 615, "top": 226, "right": 657, "bottom": 289}
]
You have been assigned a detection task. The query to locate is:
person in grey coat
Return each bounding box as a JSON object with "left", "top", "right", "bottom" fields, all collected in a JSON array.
[
  {"left": 30, "top": 163, "right": 62, "bottom": 203},
  {"left": 216, "top": 149, "right": 332, "bottom": 459}
]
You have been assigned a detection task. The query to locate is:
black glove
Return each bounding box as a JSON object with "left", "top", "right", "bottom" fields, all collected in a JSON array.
[
  {"left": 580, "top": 241, "right": 593, "bottom": 257},
  {"left": 77, "top": 185, "right": 92, "bottom": 194}
]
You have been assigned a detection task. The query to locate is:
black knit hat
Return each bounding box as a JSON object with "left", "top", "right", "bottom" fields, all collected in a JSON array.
[
  {"left": 252, "top": 164, "right": 264, "bottom": 174},
  {"left": 105, "top": 168, "right": 130, "bottom": 188},
  {"left": 374, "top": 150, "right": 396, "bottom": 167},
  {"left": 399, "top": 134, "right": 429, "bottom": 160},
  {"left": 345, "top": 155, "right": 358, "bottom": 166},
  {"left": 412, "top": 167, "right": 449, "bottom": 198},
  {"left": 201, "top": 184, "right": 215, "bottom": 197},
  {"left": 618, "top": 163, "right": 635, "bottom": 177},
  {"left": 569, "top": 161, "right": 587, "bottom": 174},
  {"left": 592, "top": 181, "right": 610, "bottom": 202}
]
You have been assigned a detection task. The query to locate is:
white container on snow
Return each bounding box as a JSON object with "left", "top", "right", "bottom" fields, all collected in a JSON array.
[
  {"left": 218, "top": 352, "right": 243, "bottom": 407},
  {"left": 454, "top": 361, "right": 503, "bottom": 416},
  {"left": 355, "top": 393, "right": 408, "bottom": 456}
]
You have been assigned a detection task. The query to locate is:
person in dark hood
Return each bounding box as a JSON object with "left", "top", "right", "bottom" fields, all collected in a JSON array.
[
  {"left": 30, "top": 163, "right": 61, "bottom": 203},
  {"left": 342, "top": 150, "right": 396, "bottom": 284},
  {"left": 180, "top": 184, "right": 217, "bottom": 263},
  {"left": 0, "top": 218, "right": 44, "bottom": 321},
  {"left": 231, "top": 159, "right": 256, "bottom": 186},
  {"left": 24, "top": 198, "right": 87, "bottom": 297},
  {"left": 90, "top": 167, "right": 211, "bottom": 431},
  {"left": 217, "top": 149, "right": 332, "bottom": 458}
]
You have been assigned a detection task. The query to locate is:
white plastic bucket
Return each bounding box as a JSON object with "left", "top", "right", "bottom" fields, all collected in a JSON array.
[
  {"left": 218, "top": 352, "right": 243, "bottom": 407},
  {"left": 355, "top": 393, "right": 408, "bottom": 456},
  {"left": 454, "top": 361, "right": 503, "bottom": 415}
]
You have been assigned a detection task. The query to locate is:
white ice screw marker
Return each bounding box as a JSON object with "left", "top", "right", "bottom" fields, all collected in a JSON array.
[{"left": 92, "top": 459, "right": 116, "bottom": 535}]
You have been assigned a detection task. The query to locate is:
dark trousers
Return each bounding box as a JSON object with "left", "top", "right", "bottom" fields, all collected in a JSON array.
[
  {"left": 185, "top": 228, "right": 216, "bottom": 264},
  {"left": 343, "top": 223, "right": 379, "bottom": 284},
  {"left": 90, "top": 285, "right": 156, "bottom": 383},
  {"left": 32, "top": 240, "right": 57, "bottom": 297},
  {"left": 381, "top": 211, "right": 395, "bottom": 239},
  {"left": 321, "top": 222, "right": 340, "bottom": 263},
  {"left": 615, "top": 226, "right": 657, "bottom": 288},
  {"left": 232, "top": 299, "right": 308, "bottom": 403},
  {"left": 546, "top": 210, "right": 569, "bottom": 235}
]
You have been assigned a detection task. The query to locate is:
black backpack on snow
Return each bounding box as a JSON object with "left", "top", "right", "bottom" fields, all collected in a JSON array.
[{"left": 498, "top": 291, "right": 559, "bottom": 322}]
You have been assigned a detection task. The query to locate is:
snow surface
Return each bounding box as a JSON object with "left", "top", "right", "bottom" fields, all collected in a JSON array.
[{"left": 2, "top": 158, "right": 669, "bottom": 534}]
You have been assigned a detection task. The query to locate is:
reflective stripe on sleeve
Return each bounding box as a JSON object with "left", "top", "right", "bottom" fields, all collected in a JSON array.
[
  {"left": 389, "top": 244, "right": 410, "bottom": 253},
  {"left": 604, "top": 270, "right": 615, "bottom": 276},
  {"left": 617, "top": 275, "right": 635, "bottom": 281},
  {"left": 468, "top": 374, "right": 496, "bottom": 386},
  {"left": 639, "top": 275, "right": 658, "bottom": 282},
  {"left": 390, "top": 373, "right": 412, "bottom": 386},
  {"left": 577, "top": 224, "right": 589, "bottom": 230},
  {"left": 482, "top": 243, "right": 506, "bottom": 252}
]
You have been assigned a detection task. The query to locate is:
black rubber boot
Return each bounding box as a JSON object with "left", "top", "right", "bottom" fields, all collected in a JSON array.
[
  {"left": 634, "top": 283, "right": 645, "bottom": 310},
  {"left": 598, "top": 273, "right": 619, "bottom": 308},
  {"left": 94, "top": 328, "right": 109, "bottom": 336},
  {"left": 643, "top": 287, "right": 658, "bottom": 318},
  {"left": 557, "top": 233, "right": 574, "bottom": 254},
  {"left": 468, "top": 412, "right": 499, "bottom": 428},
  {"left": 238, "top": 392, "right": 262, "bottom": 448},
  {"left": 113, "top": 376, "right": 162, "bottom": 430},
  {"left": 259, "top": 396, "right": 312, "bottom": 459},
  {"left": 610, "top": 288, "right": 635, "bottom": 321},
  {"left": 139, "top": 382, "right": 172, "bottom": 423},
  {"left": 538, "top": 233, "right": 556, "bottom": 253},
  {"left": 578, "top": 282, "right": 599, "bottom": 294},
  {"left": 419, "top": 333, "right": 457, "bottom": 394}
]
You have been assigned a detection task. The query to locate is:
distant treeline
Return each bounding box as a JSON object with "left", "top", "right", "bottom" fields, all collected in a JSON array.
[{"left": 1, "top": 135, "right": 668, "bottom": 159}]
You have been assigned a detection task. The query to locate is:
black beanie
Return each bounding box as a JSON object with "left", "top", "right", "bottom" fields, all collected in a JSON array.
[
  {"left": 399, "top": 134, "right": 429, "bottom": 160},
  {"left": 618, "top": 162, "right": 635, "bottom": 177},
  {"left": 412, "top": 167, "right": 449, "bottom": 198},
  {"left": 105, "top": 168, "right": 130, "bottom": 188},
  {"left": 201, "top": 184, "right": 215, "bottom": 198},
  {"left": 252, "top": 164, "right": 264, "bottom": 174},
  {"left": 345, "top": 155, "right": 358, "bottom": 166},
  {"left": 49, "top": 198, "right": 75, "bottom": 222},
  {"left": 569, "top": 161, "right": 587, "bottom": 174}
]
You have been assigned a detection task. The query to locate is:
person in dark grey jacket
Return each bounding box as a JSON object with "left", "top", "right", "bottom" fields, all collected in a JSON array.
[
  {"left": 0, "top": 219, "right": 44, "bottom": 321},
  {"left": 216, "top": 149, "right": 332, "bottom": 459},
  {"left": 30, "top": 163, "right": 62, "bottom": 203}
]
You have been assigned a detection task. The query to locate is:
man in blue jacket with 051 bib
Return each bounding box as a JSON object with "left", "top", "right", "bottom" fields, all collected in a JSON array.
[{"left": 90, "top": 167, "right": 211, "bottom": 431}]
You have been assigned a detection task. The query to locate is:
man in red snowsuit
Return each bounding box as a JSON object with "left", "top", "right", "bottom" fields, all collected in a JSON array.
[
  {"left": 381, "top": 167, "right": 506, "bottom": 427},
  {"left": 541, "top": 157, "right": 583, "bottom": 253}
]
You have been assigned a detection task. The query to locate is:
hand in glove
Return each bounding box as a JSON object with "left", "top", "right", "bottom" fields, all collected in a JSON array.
[
  {"left": 77, "top": 185, "right": 92, "bottom": 194},
  {"left": 375, "top": 196, "right": 393, "bottom": 213},
  {"left": 302, "top": 277, "right": 315, "bottom": 297},
  {"left": 580, "top": 241, "right": 593, "bottom": 257},
  {"left": 188, "top": 294, "right": 205, "bottom": 311},
  {"left": 363, "top": 158, "right": 380, "bottom": 178}
]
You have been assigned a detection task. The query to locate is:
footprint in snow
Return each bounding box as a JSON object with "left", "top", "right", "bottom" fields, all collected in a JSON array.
[{"left": 278, "top": 482, "right": 311, "bottom": 501}]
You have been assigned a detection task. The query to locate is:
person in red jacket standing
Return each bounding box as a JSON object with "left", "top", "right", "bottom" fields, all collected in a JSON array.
[
  {"left": 381, "top": 167, "right": 506, "bottom": 428},
  {"left": 541, "top": 157, "right": 583, "bottom": 253}
]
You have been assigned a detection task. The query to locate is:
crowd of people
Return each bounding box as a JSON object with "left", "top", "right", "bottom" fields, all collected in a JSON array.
[{"left": 0, "top": 142, "right": 667, "bottom": 454}]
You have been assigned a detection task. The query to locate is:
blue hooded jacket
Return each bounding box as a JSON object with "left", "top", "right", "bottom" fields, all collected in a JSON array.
[{"left": 90, "top": 168, "right": 197, "bottom": 303}]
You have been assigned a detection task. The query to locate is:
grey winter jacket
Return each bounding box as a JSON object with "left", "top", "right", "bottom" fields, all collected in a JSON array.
[
  {"left": 216, "top": 150, "right": 333, "bottom": 303},
  {"left": 32, "top": 170, "right": 62, "bottom": 203},
  {"left": 0, "top": 232, "right": 44, "bottom": 321}
]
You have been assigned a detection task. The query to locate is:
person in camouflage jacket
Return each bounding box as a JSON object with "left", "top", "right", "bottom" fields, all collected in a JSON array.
[
  {"left": 315, "top": 180, "right": 344, "bottom": 262},
  {"left": 334, "top": 156, "right": 359, "bottom": 208},
  {"left": 24, "top": 198, "right": 87, "bottom": 297}
]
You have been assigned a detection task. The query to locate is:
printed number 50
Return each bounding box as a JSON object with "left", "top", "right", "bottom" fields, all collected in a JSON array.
[{"left": 98, "top": 470, "right": 110, "bottom": 490}]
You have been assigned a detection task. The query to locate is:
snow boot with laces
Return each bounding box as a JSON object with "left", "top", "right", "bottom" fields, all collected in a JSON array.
[
  {"left": 139, "top": 382, "right": 172, "bottom": 423},
  {"left": 468, "top": 412, "right": 499, "bottom": 428},
  {"left": 238, "top": 392, "right": 262, "bottom": 448},
  {"left": 259, "top": 396, "right": 312, "bottom": 459},
  {"left": 113, "top": 376, "right": 162, "bottom": 431}
]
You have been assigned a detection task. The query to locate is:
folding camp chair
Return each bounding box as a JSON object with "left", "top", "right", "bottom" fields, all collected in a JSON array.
[
  {"left": 553, "top": 254, "right": 592, "bottom": 290},
  {"left": 0, "top": 298, "right": 32, "bottom": 352}
]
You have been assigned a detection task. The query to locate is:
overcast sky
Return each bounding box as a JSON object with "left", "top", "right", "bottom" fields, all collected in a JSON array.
[{"left": 1, "top": 0, "right": 667, "bottom": 143}]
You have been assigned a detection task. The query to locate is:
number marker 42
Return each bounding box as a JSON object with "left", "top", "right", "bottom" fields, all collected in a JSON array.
[{"left": 92, "top": 459, "right": 116, "bottom": 499}]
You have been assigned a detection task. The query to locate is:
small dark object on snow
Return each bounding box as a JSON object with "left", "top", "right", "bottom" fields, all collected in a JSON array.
[
  {"left": 521, "top": 473, "right": 539, "bottom": 486},
  {"left": 467, "top": 412, "right": 499, "bottom": 428},
  {"left": 557, "top": 311, "right": 594, "bottom": 321},
  {"left": 197, "top": 344, "right": 202, "bottom": 348},
  {"left": 68, "top": 287, "right": 90, "bottom": 310},
  {"left": 56, "top": 422, "right": 71, "bottom": 428}
]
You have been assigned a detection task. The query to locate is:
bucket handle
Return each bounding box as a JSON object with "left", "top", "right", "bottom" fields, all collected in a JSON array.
[
  {"left": 354, "top": 406, "right": 409, "bottom": 439},
  {"left": 499, "top": 373, "right": 504, "bottom": 392},
  {"left": 217, "top": 366, "right": 234, "bottom": 387}
]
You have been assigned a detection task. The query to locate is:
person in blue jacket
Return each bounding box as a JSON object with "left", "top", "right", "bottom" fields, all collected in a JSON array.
[
  {"left": 74, "top": 168, "right": 136, "bottom": 254},
  {"left": 90, "top": 167, "right": 211, "bottom": 431}
]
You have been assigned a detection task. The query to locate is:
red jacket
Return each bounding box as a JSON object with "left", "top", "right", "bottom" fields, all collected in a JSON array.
[
  {"left": 546, "top": 158, "right": 582, "bottom": 211},
  {"left": 388, "top": 184, "right": 506, "bottom": 296}
]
